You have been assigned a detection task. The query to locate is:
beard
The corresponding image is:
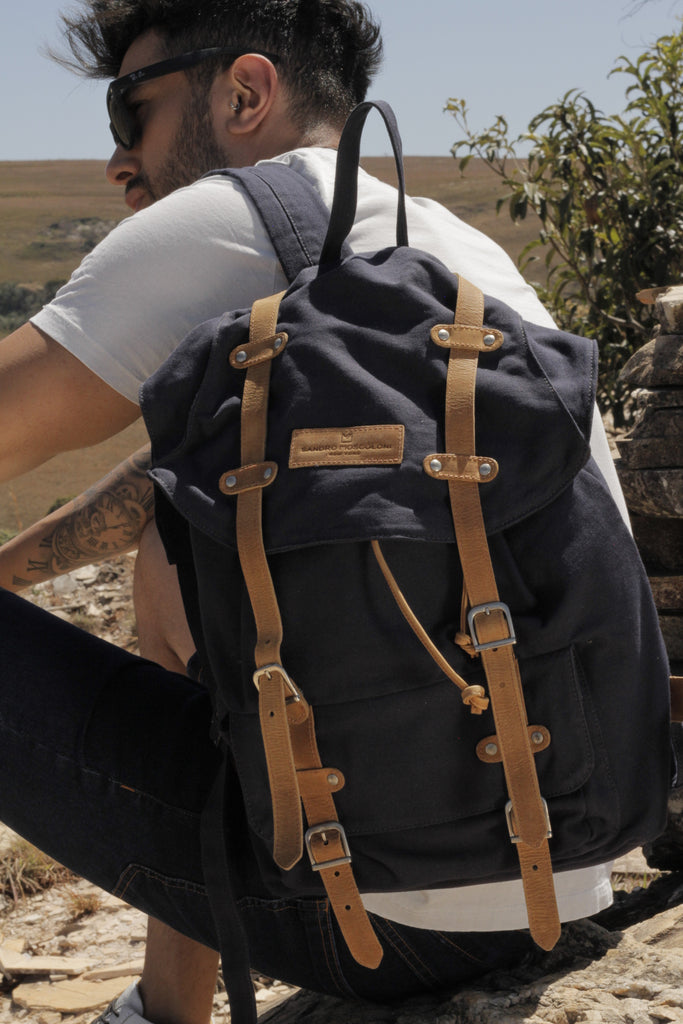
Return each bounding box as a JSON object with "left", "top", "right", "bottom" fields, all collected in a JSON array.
[{"left": 126, "top": 89, "right": 232, "bottom": 205}]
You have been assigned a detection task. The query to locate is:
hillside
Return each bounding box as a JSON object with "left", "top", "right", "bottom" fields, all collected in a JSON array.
[{"left": 0, "top": 157, "right": 541, "bottom": 533}]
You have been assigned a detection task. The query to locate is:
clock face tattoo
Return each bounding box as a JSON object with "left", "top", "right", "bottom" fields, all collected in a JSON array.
[
  {"left": 51, "top": 490, "right": 146, "bottom": 571},
  {"left": 11, "top": 450, "right": 155, "bottom": 588}
]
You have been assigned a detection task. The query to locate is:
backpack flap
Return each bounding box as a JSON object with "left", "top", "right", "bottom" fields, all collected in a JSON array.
[
  {"left": 143, "top": 264, "right": 597, "bottom": 552},
  {"left": 143, "top": 102, "right": 596, "bottom": 554}
]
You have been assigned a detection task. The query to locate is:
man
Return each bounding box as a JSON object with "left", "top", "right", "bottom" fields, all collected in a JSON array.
[{"left": 0, "top": 3, "right": 628, "bottom": 1024}]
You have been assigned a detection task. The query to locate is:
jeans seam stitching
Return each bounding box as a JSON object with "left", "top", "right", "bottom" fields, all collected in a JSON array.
[
  {"left": 371, "top": 917, "right": 438, "bottom": 985},
  {"left": 316, "top": 900, "right": 353, "bottom": 997},
  {"left": 114, "top": 863, "right": 206, "bottom": 901}
]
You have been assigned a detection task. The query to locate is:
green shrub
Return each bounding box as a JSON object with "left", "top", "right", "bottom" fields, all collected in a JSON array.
[{"left": 448, "top": 24, "right": 683, "bottom": 426}]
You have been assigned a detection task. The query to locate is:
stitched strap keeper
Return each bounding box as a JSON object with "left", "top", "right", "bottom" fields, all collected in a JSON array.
[
  {"left": 219, "top": 462, "right": 278, "bottom": 495},
  {"left": 424, "top": 454, "right": 498, "bottom": 483}
]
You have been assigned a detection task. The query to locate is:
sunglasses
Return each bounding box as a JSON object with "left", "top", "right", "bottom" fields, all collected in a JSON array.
[{"left": 107, "top": 47, "right": 280, "bottom": 149}]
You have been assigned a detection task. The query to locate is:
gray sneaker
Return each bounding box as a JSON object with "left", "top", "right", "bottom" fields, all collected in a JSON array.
[{"left": 91, "top": 982, "right": 150, "bottom": 1024}]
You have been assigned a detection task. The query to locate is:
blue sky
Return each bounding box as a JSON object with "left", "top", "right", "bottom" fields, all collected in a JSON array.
[{"left": 2, "top": 0, "right": 682, "bottom": 160}]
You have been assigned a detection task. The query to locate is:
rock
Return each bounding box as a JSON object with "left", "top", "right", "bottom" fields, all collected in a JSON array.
[
  {"left": 616, "top": 468, "right": 683, "bottom": 517},
  {"left": 81, "top": 961, "right": 144, "bottom": 981},
  {"left": 659, "top": 618, "right": 683, "bottom": 661},
  {"left": 619, "top": 336, "right": 683, "bottom": 388},
  {"left": 623, "top": 407, "right": 683, "bottom": 439},
  {"left": 71, "top": 566, "right": 99, "bottom": 586},
  {"left": 12, "top": 975, "right": 140, "bottom": 1013},
  {"left": 649, "top": 575, "right": 683, "bottom": 610},
  {"left": 631, "top": 516, "right": 683, "bottom": 572},
  {"left": 617, "top": 436, "right": 683, "bottom": 469},
  {"left": 0, "top": 948, "right": 94, "bottom": 978},
  {"left": 51, "top": 576, "right": 78, "bottom": 598},
  {"left": 655, "top": 286, "right": 683, "bottom": 333}
]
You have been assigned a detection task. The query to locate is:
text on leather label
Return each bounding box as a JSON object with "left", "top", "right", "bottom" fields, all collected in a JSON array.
[{"left": 289, "top": 425, "right": 405, "bottom": 468}]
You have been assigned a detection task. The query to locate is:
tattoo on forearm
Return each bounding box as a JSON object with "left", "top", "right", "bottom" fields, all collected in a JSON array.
[{"left": 23, "top": 449, "right": 154, "bottom": 582}]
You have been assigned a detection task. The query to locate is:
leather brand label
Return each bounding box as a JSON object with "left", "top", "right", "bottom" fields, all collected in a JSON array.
[{"left": 289, "top": 425, "right": 405, "bottom": 468}]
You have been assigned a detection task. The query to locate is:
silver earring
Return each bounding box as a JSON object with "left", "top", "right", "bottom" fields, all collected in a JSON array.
[{"left": 230, "top": 99, "right": 241, "bottom": 112}]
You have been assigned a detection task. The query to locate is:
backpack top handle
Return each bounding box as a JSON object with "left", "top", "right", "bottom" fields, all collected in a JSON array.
[{"left": 320, "top": 100, "right": 409, "bottom": 267}]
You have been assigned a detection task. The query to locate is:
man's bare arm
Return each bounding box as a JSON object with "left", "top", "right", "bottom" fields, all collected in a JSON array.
[
  {"left": 0, "top": 323, "right": 140, "bottom": 482},
  {"left": 0, "top": 447, "right": 154, "bottom": 592}
]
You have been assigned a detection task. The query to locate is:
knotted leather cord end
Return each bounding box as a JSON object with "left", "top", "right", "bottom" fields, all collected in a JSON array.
[
  {"left": 460, "top": 684, "right": 489, "bottom": 714},
  {"left": 454, "top": 630, "right": 478, "bottom": 658}
]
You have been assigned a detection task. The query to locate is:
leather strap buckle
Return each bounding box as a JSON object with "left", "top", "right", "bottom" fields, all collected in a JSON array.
[
  {"left": 253, "top": 664, "right": 303, "bottom": 705},
  {"left": 305, "top": 821, "right": 352, "bottom": 871},
  {"left": 467, "top": 602, "right": 517, "bottom": 653},
  {"left": 506, "top": 798, "right": 552, "bottom": 844}
]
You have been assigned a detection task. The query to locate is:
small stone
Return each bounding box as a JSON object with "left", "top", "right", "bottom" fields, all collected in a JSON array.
[
  {"left": 72, "top": 566, "right": 99, "bottom": 585},
  {"left": 52, "top": 576, "right": 77, "bottom": 597}
]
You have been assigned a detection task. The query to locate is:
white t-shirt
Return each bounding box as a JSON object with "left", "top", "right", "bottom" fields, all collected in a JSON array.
[{"left": 33, "top": 146, "right": 620, "bottom": 932}]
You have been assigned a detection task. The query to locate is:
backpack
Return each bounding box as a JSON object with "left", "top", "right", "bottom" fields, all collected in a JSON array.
[{"left": 140, "top": 102, "right": 673, "bottom": 1023}]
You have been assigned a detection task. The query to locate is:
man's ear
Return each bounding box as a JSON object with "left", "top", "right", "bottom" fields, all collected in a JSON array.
[{"left": 213, "top": 54, "right": 279, "bottom": 136}]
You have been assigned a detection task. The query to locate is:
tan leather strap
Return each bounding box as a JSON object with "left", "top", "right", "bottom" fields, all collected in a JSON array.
[
  {"left": 433, "top": 275, "right": 561, "bottom": 950},
  {"left": 233, "top": 292, "right": 304, "bottom": 869},
  {"left": 257, "top": 667, "right": 306, "bottom": 870},
  {"left": 371, "top": 539, "right": 489, "bottom": 714},
  {"left": 235, "top": 293, "right": 288, "bottom": 669},
  {"left": 232, "top": 293, "right": 382, "bottom": 968},
  {"left": 292, "top": 712, "right": 383, "bottom": 968}
]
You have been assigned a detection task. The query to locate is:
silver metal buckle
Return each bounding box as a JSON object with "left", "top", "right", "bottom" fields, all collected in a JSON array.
[
  {"left": 505, "top": 798, "right": 552, "bottom": 844},
  {"left": 467, "top": 602, "right": 517, "bottom": 653},
  {"left": 305, "top": 821, "right": 352, "bottom": 872},
  {"left": 252, "top": 663, "right": 302, "bottom": 705}
]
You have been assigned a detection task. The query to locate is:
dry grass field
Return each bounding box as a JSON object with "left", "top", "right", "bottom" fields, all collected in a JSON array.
[{"left": 0, "top": 156, "right": 541, "bottom": 534}]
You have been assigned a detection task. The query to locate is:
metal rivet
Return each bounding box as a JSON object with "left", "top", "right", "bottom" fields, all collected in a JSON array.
[
  {"left": 224, "top": 475, "right": 237, "bottom": 488},
  {"left": 437, "top": 328, "right": 450, "bottom": 342},
  {"left": 235, "top": 350, "right": 247, "bottom": 363},
  {"left": 263, "top": 467, "right": 273, "bottom": 480},
  {"left": 479, "top": 463, "right": 492, "bottom": 477},
  {"left": 483, "top": 333, "right": 497, "bottom": 347},
  {"left": 429, "top": 458, "right": 443, "bottom": 473},
  {"left": 531, "top": 731, "right": 545, "bottom": 746},
  {"left": 485, "top": 743, "right": 498, "bottom": 757},
  {"left": 273, "top": 338, "right": 283, "bottom": 351},
  {"left": 327, "top": 773, "right": 340, "bottom": 786}
]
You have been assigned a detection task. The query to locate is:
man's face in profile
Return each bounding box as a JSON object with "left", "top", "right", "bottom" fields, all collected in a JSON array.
[{"left": 105, "top": 30, "right": 233, "bottom": 210}]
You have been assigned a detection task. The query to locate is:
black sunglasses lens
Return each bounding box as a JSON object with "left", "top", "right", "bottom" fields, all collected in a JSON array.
[{"left": 107, "top": 89, "right": 135, "bottom": 149}]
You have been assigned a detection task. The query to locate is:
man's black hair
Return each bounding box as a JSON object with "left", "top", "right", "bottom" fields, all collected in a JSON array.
[{"left": 58, "top": 0, "right": 383, "bottom": 132}]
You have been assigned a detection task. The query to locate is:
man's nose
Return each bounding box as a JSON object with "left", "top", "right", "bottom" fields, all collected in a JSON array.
[{"left": 105, "top": 144, "right": 140, "bottom": 186}]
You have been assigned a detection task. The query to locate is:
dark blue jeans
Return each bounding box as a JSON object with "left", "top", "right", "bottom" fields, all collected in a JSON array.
[{"left": 0, "top": 588, "right": 537, "bottom": 1000}]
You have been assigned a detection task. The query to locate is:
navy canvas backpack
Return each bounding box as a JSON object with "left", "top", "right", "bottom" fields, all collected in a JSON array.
[{"left": 140, "top": 102, "right": 673, "bottom": 1023}]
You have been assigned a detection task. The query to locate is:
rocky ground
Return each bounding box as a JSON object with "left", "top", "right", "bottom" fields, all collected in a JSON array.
[{"left": 0, "top": 557, "right": 681, "bottom": 1023}]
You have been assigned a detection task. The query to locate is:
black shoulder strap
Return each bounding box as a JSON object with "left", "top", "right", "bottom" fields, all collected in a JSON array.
[{"left": 205, "top": 161, "right": 342, "bottom": 282}]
